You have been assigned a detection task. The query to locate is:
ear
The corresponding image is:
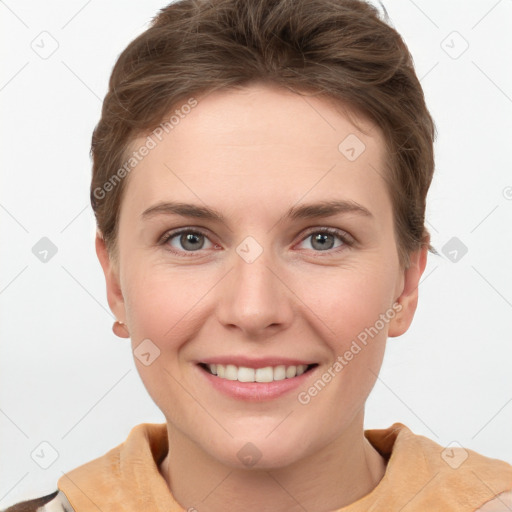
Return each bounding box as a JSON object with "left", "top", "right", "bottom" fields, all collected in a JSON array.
[
  {"left": 388, "top": 243, "right": 429, "bottom": 337},
  {"left": 95, "top": 232, "right": 127, "bottom": 325}
]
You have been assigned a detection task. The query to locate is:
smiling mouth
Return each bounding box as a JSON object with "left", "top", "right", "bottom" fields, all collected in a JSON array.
[{"left": 198, "top": 363, "right": 318, "bottom": 383}]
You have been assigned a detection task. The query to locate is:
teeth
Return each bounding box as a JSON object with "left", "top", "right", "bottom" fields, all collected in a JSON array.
[
  {"left": 286, "top": 365, "right": 297, "bottom": 378},
  {"left": 225, "top": 364, "right": 238, "bottom": 381},
  {"left": 273, "top": 365, "right": 286, "bottom": 381},
  {"left": 238, "top": 367, "right": 255, "bottom": 382},
  {"left": 204, "top": 363, "right": 311, "bottom": 382},
  {"left": 296, "top": 365, "right": 307, "bottom": 376},
  {"left": 255, "top": 367, "right": 273, "bottom": 382}
]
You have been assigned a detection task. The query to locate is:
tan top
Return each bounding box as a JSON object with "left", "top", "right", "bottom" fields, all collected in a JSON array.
[{"left": 56, "top": 422, "right": 512, "bottom": 511}]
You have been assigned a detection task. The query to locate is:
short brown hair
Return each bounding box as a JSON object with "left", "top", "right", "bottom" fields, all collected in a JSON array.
[{"left": 90, "top": 0, "right": 436, "bottom": 268}]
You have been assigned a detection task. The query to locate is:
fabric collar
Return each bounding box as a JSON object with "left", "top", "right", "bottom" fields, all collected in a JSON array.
[{"left": 57, "top": 422, "right": 512, "bottom": 511}]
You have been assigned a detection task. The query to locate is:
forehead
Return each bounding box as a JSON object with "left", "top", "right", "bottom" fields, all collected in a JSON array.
[{"left": 121, "top": 84, "right": 391, "bottom": 223}]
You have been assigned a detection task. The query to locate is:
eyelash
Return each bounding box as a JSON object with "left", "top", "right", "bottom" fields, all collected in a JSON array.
[{"left": 158, "top": 227, "right": 354, "bottom": 257}]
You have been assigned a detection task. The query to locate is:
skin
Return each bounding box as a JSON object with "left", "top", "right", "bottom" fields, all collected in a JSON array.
[{"left": 96, "top": 83, "right": 428, "bottom": 512}]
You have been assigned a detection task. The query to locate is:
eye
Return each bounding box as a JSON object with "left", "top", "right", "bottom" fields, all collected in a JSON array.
[
  {"left": 159, "top": 228, "right": 217, "bottom": 255},
  {"left": 158, "top": 226, "right": 353, "bottom": 256},
  {"left": 297, "top": 228, "right": 353, "bottom": 252}
]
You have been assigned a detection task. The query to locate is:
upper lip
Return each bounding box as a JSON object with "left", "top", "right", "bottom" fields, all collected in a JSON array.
[{"left": 197, "top": 356, "right": 317, "bottom": 368}]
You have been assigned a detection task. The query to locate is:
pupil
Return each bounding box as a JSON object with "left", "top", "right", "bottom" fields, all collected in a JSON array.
[
  {"left": 181, "top": 233, "right": 203, "bottom": 251},
  {"left": 312, "top": 233, "right": 334, "bottom": 251}
]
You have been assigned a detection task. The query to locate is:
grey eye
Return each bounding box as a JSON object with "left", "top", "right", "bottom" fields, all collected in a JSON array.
[
  {"left": 180, "top": 232, "right": 205, "bottom": 251},
  {"left": 166, "top": 231, "right": 214, "bottom": 252},
  {"left": 310, "top": 233, "right": 336, "bottom": 251},
  {"left": 298, "top": 231, "right": 345, "bottom": 251}
]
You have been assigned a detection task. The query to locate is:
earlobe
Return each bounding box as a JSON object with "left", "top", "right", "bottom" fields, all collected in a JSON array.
[
  {"left": 388, "top": 244, "right": 429, "bottom": 338},
  {"left": 95, "top": 232, "right": 126, "bottom": 324}
]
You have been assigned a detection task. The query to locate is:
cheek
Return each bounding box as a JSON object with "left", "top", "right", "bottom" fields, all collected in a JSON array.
[
  {"left": 293, "top": 270, "right": 393, "bottom": 435},
  {"left": 122, "top": 264, "right": 219, "bottom": 408},
  {"left": 300, "top": 264, "right": 396, "bottom": 399},
  {"left": 122, "top": 266, "right": 206, "bottom": 417},
  {"left": 123, "top": 263, "right": 213, "bottom": 341},
  {"left": 312, "top": 263, "right": 397, "bottom": 345}
]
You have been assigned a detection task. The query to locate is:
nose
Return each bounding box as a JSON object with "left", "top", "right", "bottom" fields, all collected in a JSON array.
[{"left": 215, "top": 241, "right": 294, "bottom": 338}]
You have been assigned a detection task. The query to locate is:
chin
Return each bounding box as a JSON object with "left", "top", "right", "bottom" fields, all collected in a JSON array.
[{"left": 205, "top": 429, "right": 309, "bottom": 470}]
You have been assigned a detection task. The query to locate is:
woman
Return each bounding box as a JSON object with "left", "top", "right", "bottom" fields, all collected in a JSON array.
[{"left": 5, "top": 0, "right": 512, "bottom": 510}]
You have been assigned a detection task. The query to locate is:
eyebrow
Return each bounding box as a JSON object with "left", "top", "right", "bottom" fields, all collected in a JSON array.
[{"left": 141, "top": 199, "right": 373, "bottom": 222}]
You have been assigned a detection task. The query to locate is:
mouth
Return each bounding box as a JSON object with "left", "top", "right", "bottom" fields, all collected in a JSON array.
[{"left": 198, "top": 362, "right": 319, "bottom": 383}]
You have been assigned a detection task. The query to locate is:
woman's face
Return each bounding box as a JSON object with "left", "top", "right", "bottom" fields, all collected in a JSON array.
[{"left": 97, "top": 83, "right": 426, "bottom": 469}]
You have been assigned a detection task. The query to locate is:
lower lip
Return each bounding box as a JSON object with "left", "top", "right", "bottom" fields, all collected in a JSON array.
[{"left": 196, "top": 364, "right": 318, "bottom": 401}]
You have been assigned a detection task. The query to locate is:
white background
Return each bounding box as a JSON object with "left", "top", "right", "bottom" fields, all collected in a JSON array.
[{"left": 1, "top": 0, "right": 511, "bottom": 508}]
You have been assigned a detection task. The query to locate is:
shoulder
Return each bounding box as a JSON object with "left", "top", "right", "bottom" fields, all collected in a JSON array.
[{"left": 2, "top": 490, "right": 74, "bottom": 512}]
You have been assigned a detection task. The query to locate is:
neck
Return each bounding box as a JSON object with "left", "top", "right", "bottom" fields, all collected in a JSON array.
[{"left": 159, "top": 413, "right": 387, "bottom": 512}]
